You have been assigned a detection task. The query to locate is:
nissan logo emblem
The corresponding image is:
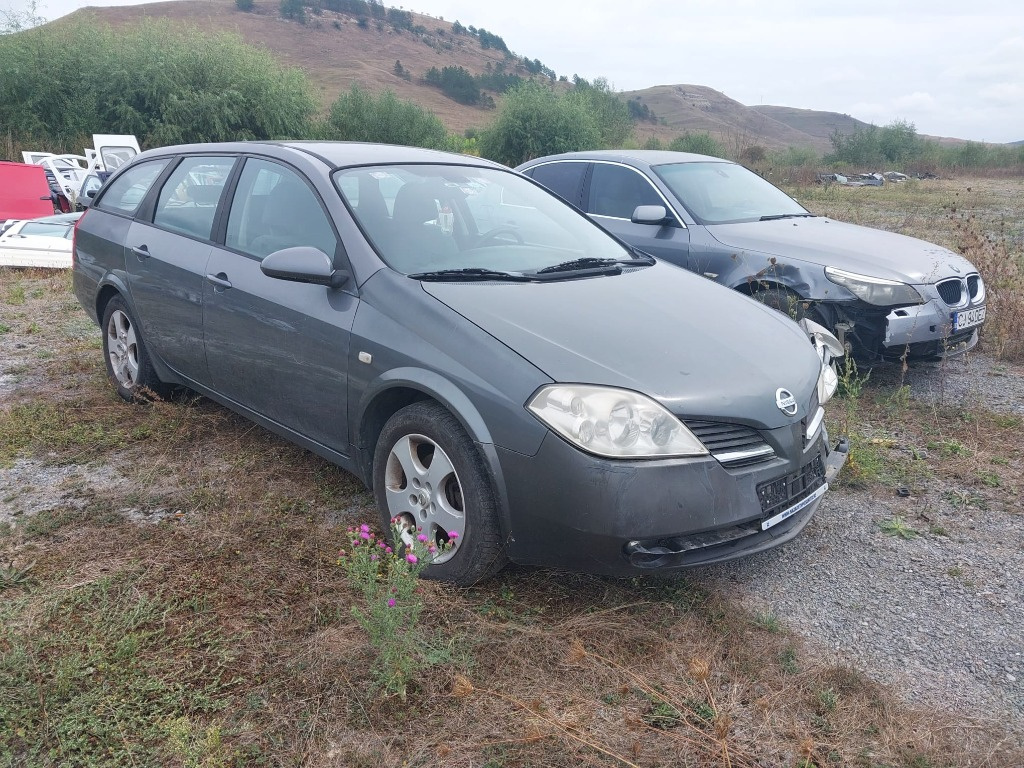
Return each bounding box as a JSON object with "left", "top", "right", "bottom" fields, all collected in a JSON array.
[{"left": 776, "top": 388, "right": 799, "bottom": 416}]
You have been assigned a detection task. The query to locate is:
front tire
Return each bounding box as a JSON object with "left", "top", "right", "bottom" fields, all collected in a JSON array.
[
  {"left": 101, "top": 295, "right": 170, "bottom": 402},
  {"left": 373, "top": 401, "right": 507, "bottom": 585}
]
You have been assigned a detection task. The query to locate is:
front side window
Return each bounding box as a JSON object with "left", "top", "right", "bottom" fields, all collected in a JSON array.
[
  {"left": 153, "top": 156, "right": 235, "bottom": 241},
  {"left": 654, "top": 162, "right": 808, "bottom": 224},
  {"left": 334, "top": 164, "right": 637, "bottom": 276},
  {"left": 226, "top": 159, "right": 338, "bottom": 260},
  {"left": 586, "top": 163, "right": 663, "bottom": 219},
  {"left": 95, "top": 159, "right": 169, "bottom": 215}
]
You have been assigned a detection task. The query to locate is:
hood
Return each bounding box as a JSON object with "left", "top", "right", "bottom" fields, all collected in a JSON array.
[
  {"left": 708, "top": 217, "right": 976, "bottom": 284},
  {"left": 422, "top": 263, "right": 822, "bottom": 429}
]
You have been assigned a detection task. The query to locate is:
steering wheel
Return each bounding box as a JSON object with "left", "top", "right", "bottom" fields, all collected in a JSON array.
[{"left": 475, "top": 227, "right": 525, "bottom": 247}]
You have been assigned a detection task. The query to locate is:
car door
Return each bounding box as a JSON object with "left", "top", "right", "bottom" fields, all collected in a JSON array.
[
  {"left": 0, "top": 221, "right": 66, "bottom": 265},
  {"left": 582, "top": 162, "right": 690, "bottom": 266},
  {"left": 125, "top": 155, "right": 237, "bottom": 386},
  {"left": 203, "top": 157, "right": 357, "bottom": 454}
]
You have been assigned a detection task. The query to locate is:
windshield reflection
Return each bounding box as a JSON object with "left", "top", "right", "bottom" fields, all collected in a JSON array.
[{"left": 334, "top": 165, "right": 635, "bottom": 276}]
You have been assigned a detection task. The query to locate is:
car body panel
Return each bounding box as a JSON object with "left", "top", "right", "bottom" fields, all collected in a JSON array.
[
  {"left": 0, "top": 161, "right": 54, "bottom": 222},
  {"left": 422, "top": 263, "right": 821, "bottom": 430},
  {"left": 0, "top": 212, "right": 80, "bottom": 268}
]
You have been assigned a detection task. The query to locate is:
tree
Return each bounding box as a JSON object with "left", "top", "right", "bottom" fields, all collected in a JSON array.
[
  {"left": 280, "top": 0, "right": 306, "bottom": 23},
  {"left": 235, "top": 0, "right": 255, "bottom": 11},
  {"left": 568, "top": 77, "right": 633, "bottom": 147},
  {"left": 1, "top": 0, "right": 45, "bottom": 33},
  {"left": 0, "top": 18, "right": 317, "bottom": 149},
  {"left": 479, "top": 82, "right": 601, "bottom": 166},
  {"left": 324, "top": 84, "right": 449, "bottom": 149}
]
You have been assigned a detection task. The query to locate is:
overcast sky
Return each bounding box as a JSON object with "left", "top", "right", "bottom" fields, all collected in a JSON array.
[{"left": 20, "top": 0, "right": 1024, "bottom": 143}]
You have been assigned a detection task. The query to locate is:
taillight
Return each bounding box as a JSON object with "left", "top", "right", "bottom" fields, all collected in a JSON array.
[{"left": 72, "top": 210, "right": 87, "bottom": 267}]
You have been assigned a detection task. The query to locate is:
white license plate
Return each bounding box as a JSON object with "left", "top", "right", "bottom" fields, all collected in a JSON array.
[
  {"left": 761, "top": 483, "right": 828, "bottom": 531},
  {"left": 952, "top": 306, "right": 985, "bottom": 331}
]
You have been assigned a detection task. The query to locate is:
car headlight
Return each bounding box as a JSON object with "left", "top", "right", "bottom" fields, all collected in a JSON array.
[
  {"left": 817, "top": 362, "right": 838, "bottom": 404},
  {"left": 824, "top": 266, "right": 924, "bottom": 306},
  {"left": 527, "top": 385, "right": 709, "bottom": 459}
]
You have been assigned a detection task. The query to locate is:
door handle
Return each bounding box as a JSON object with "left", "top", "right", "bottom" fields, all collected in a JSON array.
[
  {"left": 130, "top": 245, "right": 150, "bottom": 260},
  {"left": 206, "top": 273, "right": 233, "bottom": 290}
]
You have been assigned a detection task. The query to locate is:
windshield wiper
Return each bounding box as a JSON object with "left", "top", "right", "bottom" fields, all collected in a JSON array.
[
  {"left": 408, "top": 268, "right": 532, "bottom": 282},
  {"left": 535, "top": 253, "right": 655, "bottom": 275},
  {"left": 758, "top": 213, "right": 816, "bottom": 221}
]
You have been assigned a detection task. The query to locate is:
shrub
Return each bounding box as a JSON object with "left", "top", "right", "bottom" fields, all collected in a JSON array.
[
  {"left": 669, "top": 132, "right": 726, "bottom": 158},
  {"left": 323, "top": 84, "right": 449, "bottom": 149}
]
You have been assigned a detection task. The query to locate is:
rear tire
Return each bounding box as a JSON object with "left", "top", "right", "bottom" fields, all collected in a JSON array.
[
  {"left": 101, "top": 295, "right": 170, "bottom": 402},
  {"left": 373, "top": 401, "right": 507, "bottom": 585}
]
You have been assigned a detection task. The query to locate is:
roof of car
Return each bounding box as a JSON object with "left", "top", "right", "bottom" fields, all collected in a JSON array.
[
  {"left": 36, "top": 212, "right": 83, "bottom": 224},
  {"left": 133, "top": 141, "right": 506, "bottom": 171},
  {"left": 520, "top": 149, "right": 732, "bottom": 168}
]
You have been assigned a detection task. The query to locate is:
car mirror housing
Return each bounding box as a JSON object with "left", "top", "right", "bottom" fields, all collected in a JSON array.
[
  {"left": 631, "top": 205, "right": 669, "bottom": 225},
  {"left": 260, "top": 246, "right": 349, "bottom": 289}
]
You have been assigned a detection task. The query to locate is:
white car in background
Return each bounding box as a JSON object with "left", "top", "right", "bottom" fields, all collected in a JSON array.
[{"left": 0, "top": 212, "right": 82, "bottom": 268}]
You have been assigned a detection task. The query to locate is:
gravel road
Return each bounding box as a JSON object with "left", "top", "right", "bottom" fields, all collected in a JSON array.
[{"left": 695, "top": 351, "right": 1024, "bottom": 740}]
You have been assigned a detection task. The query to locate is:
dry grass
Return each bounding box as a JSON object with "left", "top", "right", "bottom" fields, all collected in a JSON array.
[{"left": 2, "top": 251, "right": 1023, "bottom": 765}]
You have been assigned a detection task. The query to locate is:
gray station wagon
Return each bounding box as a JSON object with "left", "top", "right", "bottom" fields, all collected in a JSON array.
[
  {"left": 517, "top": 150, "right": 986, "bottom": 362},
  {"left": 73, "top": 141, "right": 847, "bottom": 584}
]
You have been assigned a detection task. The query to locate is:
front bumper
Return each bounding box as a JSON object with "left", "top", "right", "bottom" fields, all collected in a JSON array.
[
  {"left": 498, "top": 423, "right": 849, "bottom": 576},
  {"left": 882, "top": 298, "right": 980, "bottom": 359}
]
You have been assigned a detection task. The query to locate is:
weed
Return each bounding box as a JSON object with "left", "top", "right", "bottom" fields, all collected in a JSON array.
[
  {"left": 0, "top": 560, "right": 36, "bottom": 591},
  {"left": 880, "top": 516, "right": 918, "bottom": 539},
  {"left": 337, "top": 521, "right": 453, "bottom": 699},
  {"left": 818, "top": 688, "right": 839, "bottom": 714},
  {"left": 754, "top": 609, "right": 782, "bottom": 633},
  {"left": 978, "top": 471, "right": 1002, "bottom": 488},
  {"left": 929, "top": 438, "right": 970, "bottom": 458},
  {"left": 6, "top": 282, "right": 26, "bottom": 305},
  {"left": 780, "top": 646, "right": 799, "bottom": 675}
]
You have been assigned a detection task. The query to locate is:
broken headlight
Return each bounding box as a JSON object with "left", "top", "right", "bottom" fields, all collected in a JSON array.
[
  {"left": 527, "top": 385, "right": 709, "bottom": 459},
  {"left": 824, "top": 266, "right": 924, "bottom": 306}
]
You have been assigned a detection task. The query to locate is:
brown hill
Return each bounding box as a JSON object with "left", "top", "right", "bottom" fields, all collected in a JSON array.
[
  {"left": 622, "top": 85, "right": 840, "bottom": 153},
  {"left": 68, "top": 0, "right": 519, "bottom": 134}
]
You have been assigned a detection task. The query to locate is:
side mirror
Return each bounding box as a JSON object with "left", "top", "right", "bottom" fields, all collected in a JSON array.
[
  {"left": 631, "top": 205, "right": 669, "bottom": 225},
  {"left": 261, "top": 246, "right": 350, "bottom": 290},
  {"left": 86, "top": 188, "right": 97, "bottom": 198}
]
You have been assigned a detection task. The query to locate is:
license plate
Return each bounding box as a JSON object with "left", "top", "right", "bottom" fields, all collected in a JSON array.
[
  {"left": 952, "top": 306, "right": 985, "bottom": 331},
  {"left": 761, "top": 483, "right": 828, "bottom": 531}
]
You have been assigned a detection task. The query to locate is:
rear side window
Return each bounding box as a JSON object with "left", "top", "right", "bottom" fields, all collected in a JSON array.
[
  {"left": 225, "top": 159, "right": 338, "bottom": 260},
  {"left": 526, "top": 162, "right": 586, "bottom": 207},
  {"left": 95, "top": 160, "right": 168, "bottom": 215},
  {"left": 586, "top": 163, "right": 663, "bottom": 219},
  {"left": 153, "top": 156, "right": 235, "bottom": 241}
]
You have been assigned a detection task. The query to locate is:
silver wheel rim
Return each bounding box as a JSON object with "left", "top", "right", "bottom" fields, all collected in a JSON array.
[
  {"left": 384, "top": 433, "right": 465, "bottom": 565},
  {"left": 106, "top": 309, "right": 140, "bottom": 389}
]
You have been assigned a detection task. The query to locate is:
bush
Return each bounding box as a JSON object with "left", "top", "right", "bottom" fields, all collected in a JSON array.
[
  {"left": 669, "top": 132, "right": 726, "bottom": 157},
  {"left": 323, "top": 84, "right": 449, "bottom": 149},
  {"left": 478, "top": 82, "right": 601, "bottom": 166},
  {"left": 0, "top": 18, "right": 317, "bottom": 149},
  {"left": 235, "top": 0, "right": 255, "bottom": 11}
]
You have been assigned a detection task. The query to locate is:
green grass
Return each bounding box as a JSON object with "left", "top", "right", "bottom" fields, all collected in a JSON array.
[{"left": 0, "top": 571, "right": 242, "bottom": 767}]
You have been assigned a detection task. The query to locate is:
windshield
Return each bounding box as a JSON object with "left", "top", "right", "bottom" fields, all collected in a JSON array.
[
  {"left": 333, "top": 164, "right": 637, "bottom": 276},
  {"left": 653, "top": 162, "right": 809, "bottom": 225}
]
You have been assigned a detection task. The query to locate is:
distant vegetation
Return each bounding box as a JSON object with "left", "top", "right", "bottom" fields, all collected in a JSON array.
[
  {"left": 1, "top": 4, "right": 1021, "bottom": 176},
  {"left": 0, "top": 18, "right": 315, "bottom": 150},
  {"left": 825, "top": 120, "right": 1024, "bottom": 174}
]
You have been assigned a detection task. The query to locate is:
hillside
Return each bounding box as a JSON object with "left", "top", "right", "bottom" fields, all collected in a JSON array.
[
  {"left": 70, "top": 0, "right": 520, "bottom": 134},
  {"left": 62, "top": 0, "right": 965, "bottom": 150}
]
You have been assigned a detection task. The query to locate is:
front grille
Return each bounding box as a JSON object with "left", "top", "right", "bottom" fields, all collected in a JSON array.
[
  {"left": 757, "top": 455, "right": 826, "bottom": 519},
  {"left": 685, "top": 420, "right": 775, "bottom": 468},
  {"left": 967, "top": 274, "right": 982, "bottom": 301},
  {"left": 936, "top": 278, "right": 964, "bottom": 306}
]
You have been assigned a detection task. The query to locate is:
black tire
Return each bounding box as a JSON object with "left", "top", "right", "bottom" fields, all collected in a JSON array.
[
  {"left": 100, "top": 295, "right": 170, "bottom": 402},
  {"left": 372, "top": 401, "right": 507, "bottom": 585}
]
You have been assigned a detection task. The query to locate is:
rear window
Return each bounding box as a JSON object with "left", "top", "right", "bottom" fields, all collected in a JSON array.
[
  {"left": 526, "top": 162, "right": 586, "bottom": 207},
  {"left": 96, "top": 160, "right": 169, "bottom": 215}
]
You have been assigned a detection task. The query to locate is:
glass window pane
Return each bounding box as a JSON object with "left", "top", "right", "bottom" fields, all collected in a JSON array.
[
  {"left": 152, "top": 157, "right": 235, "bottom": 240},
  {"left": 225, "top": 159, "right": 338, "bottom": 260},
  {"left": 96, "top": 160, "right": 169, "bottom": 215},
  {"left": 587, "top": 164, "right": 662, "bottom": 219}
]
